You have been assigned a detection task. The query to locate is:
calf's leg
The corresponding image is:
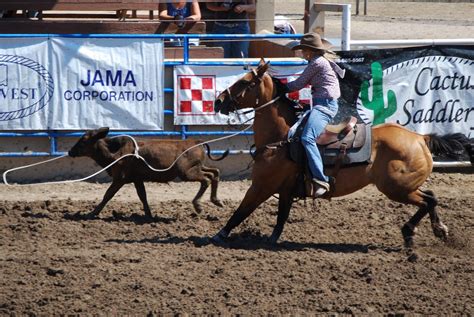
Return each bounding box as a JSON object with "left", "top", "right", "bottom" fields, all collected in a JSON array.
[
  {"left": 134, "top": 181, "right": 153, "bottom": 218},
  {"left": 181, "top": 165, "right": 213, "bottom": 213},
  {"left": 86, "top": 179, "right": 125, "bottom": 218},
  {"left": 202, "top": 165, "right": 223, "bottom": 207}
]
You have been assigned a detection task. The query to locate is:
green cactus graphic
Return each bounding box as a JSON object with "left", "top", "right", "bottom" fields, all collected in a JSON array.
[{"left": 360, "top": 62, "right": 397, "bottom": 125}]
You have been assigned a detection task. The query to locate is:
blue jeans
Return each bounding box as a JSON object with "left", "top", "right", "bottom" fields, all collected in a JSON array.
[
  {"left": 212, "top": 22, "right": 250, "bottom": 58},
  {"left": 301, "top": 98, "right": 339, "bottom": 182}
]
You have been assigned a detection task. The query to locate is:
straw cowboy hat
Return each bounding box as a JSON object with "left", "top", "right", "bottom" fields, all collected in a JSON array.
[{"left": 291, "top": 32, "right": 334, "bottom": 53}]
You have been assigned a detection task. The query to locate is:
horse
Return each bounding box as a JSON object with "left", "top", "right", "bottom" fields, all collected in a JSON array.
[{"left": 211, "top": 59, "right": 472, "bottom": 247}]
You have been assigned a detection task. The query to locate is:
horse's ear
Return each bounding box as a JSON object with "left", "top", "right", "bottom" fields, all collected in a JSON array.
[
  {"left": 258, "top": 58, "right": 265, "bottom": 66},
  {"left": 257, "top": 61, "right": 270, "bottom": 77}
]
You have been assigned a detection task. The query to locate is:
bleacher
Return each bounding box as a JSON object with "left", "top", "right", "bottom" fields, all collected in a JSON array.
[{"left": 0, "top": 0, "right": 223, "bottom": 59}]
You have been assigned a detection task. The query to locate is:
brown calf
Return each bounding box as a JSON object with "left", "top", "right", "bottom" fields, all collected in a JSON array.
[{"left": 68, "top": 127, "right": 228, "bottom": 219}]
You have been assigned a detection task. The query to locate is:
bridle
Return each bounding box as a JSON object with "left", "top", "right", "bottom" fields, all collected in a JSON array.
[
  {"left": 225, "top": 68, "right": 262, "bottom": 108},
  {"left": 224, "top": 68, "right": 280, "bottom": 115}
]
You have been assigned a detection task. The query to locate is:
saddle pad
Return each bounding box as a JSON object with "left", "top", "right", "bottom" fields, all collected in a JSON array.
[{"left": 319, "top": 124, "right": 372, "bottom": 166}]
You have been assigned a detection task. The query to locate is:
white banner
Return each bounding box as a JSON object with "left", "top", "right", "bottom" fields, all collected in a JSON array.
[
  {"left": 0, "top": 37, "right": 164, "bottom": 130},
  {"left": 353, "top": 55, "right": 474, "bottom": 137},
  {"left": 173, "top": 65, "right": 311, "bottom": 125}
]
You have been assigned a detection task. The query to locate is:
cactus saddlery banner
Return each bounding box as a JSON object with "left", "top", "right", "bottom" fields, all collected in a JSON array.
[{"left": 336, "top": 46, "right": 474, "bottom": 138}]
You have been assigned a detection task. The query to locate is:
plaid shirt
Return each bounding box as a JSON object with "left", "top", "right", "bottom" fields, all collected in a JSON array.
[{"left": 287, "top": 56, "right": 341, "bottom": 100}]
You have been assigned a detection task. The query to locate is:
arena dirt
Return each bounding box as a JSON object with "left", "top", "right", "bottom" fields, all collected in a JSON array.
[
  {"left": 1, "top": 2, "right": 473, "bottom": 314},
  {"left": 0, "top": 172, "right": 472, "bottom": 315}
]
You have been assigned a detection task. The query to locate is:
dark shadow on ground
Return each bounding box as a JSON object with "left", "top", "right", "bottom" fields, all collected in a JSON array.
[
  {"left": 63, "top": 211, "right": 176, "bottom": 224},
  {"left": 105, "top": 231, "right": 402, "bottom": 254}
]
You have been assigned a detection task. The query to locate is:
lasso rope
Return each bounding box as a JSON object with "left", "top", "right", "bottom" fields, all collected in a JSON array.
[
  {"left": 2, "top": 126, "right": 252, "bottom": 186},
  {"left": 2, "top": 96, "right": 280, "bottom": 187}
]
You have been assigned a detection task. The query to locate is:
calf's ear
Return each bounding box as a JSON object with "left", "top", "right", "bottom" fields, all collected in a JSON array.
[{"left": 93, "top": 127, "right": 110, "bottom": 140}]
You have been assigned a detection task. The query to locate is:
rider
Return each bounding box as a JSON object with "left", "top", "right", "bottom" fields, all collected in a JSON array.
[{"left": 284, "top": 32, "right": 345, "bottom": 197}]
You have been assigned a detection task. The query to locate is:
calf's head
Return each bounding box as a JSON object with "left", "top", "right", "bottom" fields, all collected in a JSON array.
[{"left": 68, "top": 127, "right": 110, "bottom": 157}]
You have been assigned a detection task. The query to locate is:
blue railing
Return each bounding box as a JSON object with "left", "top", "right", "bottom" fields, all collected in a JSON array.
[{"left": 0, "top": 33, "right": 306, "bottom": 157}]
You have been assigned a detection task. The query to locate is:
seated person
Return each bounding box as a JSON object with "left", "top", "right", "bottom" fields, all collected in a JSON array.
[{"left": 160, "top": 0, "right": 202, "bottom": 46}]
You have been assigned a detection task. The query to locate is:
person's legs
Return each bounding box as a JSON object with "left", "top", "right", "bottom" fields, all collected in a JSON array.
[
  {"left": 301, "top": 99, "right": 339, "bottom": 188},
  {"left": 229, "top": 23, "right": 250, "bottom": 58},
  {"left": 212, "top": 24, "right": 232, "bottom": 58},
  {"left": 301, "top": 108, "right": 332, "bottom": 183}
]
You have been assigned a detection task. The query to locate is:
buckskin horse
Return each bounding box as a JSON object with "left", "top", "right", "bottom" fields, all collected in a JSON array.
[{"left": 211, "top": 59, "right": 472, "bottom": 247}]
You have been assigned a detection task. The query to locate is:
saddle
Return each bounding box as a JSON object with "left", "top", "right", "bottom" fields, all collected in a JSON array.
[{"left": 288, "top": 115, "right": 372, "bottom": 199}]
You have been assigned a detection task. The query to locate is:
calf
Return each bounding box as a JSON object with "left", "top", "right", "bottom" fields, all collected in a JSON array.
[{"left": 68, "top": 127, "right": 228, "bottom": 219}]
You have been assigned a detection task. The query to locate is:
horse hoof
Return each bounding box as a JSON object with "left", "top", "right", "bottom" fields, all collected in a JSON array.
[
  {"left": 404, "top": 236, "right": 415, "bottom": 248},
  {"left": 267, "top": 234, "right": 279, "bottom": 245},
  {"left": 401, "top": 223, "right": 417, "bottom": 247},
  {"left": 432, "top": 222, "right": 449, "bottom": 241},
  {"left": 210, "top": 229, "right": 229, "bottom": 245},
  {"left": 210, "top": 234, "right": 226, "bottom": 245}
]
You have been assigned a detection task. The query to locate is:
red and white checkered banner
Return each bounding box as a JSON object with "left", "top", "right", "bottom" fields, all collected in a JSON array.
[{"left": 174, "top": 65, "right": 310, "bottom": 125}]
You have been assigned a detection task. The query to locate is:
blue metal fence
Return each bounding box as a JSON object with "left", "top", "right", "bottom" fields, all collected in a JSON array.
[{"left": 0, "top": 33, "right": 305, "bottom": 157}]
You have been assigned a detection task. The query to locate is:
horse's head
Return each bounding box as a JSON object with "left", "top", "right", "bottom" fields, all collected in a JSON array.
[{"left": 215, "top": 58, "right": 271, "bottom": 115}]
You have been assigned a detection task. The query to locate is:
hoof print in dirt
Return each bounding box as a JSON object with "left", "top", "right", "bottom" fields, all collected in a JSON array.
[{"left": 46, "top": 267, "right": 64, "bottom": 276}]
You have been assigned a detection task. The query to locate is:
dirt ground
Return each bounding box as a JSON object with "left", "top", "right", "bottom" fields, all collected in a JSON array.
[
  {"left": 1, "top": 1, "right": 473, "bottom": 315},
  {"left": 276, "top": 1, "right": 474, "bottom": 40},
  {"left": 0, "top": 171, "right": 473, "bottom": 315}
]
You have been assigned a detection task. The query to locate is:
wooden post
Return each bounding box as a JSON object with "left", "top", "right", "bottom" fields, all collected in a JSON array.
[
  {"left": 304, "top": 0, "right": 310, "bottom": 33},
  {"left": 253, "top": 0, "right": 275, "bottom": 34}
]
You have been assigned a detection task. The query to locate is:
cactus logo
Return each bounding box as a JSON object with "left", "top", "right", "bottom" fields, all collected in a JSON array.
[
  {"left": 356, "top": 57, "right": 474, "bottom": 130},
  {"left": 0, "top": 55, "right": 54, "bottom": 121},
  {"left": 356, "top": 62, "right": 397, "bottom": 125}
]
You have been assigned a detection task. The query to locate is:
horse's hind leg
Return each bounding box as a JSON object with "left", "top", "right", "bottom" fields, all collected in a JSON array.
[
  {"left": 401, "top": 189, "right": 447, "bottom": 247},
  {"left": 422, "top": 189, "right": 449, "bottom": 241},
  {"left": 202, "top": 165, "right": 223, "bottom": 207}
]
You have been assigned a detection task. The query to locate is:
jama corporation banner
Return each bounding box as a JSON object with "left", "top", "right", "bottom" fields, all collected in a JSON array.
[
  {"left": 336, "top": 45, "right": 474, "bottom": 138},
  {"left": 0, "top": 37, "right": 164, "bottom": 130}
]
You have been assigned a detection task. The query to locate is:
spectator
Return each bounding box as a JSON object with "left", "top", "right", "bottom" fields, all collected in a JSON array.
[
  {"left": 207, "top": 0, "right": 256, "bottom": 58},
  {"left": 160, "top": 0, "right": 202, "bottom": 46},
  {"left": 159, "top": 1, "right": 201, "bottom": 26}
]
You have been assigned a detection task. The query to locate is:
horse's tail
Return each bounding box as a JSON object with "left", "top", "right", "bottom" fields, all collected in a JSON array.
[
  {"left": 424, "top": 133, "right": 474, "bottom": 163},
  {"left": 203, "top": 143, "right": 230, "bottom": 161}
]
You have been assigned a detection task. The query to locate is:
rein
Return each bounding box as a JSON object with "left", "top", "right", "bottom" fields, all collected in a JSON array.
[{"left": 236, "top": 95, "right": 281, "bottom": 118}]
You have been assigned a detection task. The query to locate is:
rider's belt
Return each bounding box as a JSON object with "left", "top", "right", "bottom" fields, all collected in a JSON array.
[{"left": 214, "top": 22, "right": 244, "bottom": 28}]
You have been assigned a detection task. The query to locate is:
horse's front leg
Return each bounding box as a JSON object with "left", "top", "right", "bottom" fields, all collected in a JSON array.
[
  {"left": 268, "top": 190, "right": 294, "bottom": 244},
  {"left": 211, "top": 183, "right": 273, "bottom": 243}
]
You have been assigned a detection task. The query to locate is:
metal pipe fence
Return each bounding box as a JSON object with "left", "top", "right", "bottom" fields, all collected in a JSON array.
[{"left": 0, "top": 33, "right": 472, "bottom": 167}]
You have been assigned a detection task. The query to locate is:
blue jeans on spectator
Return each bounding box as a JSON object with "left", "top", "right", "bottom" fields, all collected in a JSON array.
[
  {"left": 212, "top": 22, "right": 250, "bottom": 58},
  {"left": 301, "top": 98, "right": 339, "bottom": 183}
]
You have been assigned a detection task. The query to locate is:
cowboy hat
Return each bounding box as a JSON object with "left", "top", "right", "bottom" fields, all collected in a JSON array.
[{"left": 291, "top": 32, "right": 333, "bottom": 52}]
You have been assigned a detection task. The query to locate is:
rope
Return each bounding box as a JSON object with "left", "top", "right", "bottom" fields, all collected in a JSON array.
[
  {"left": 2, "top": 96, "right": 280, "bottom": 187},
  {"left": 2, "top": 126, "right": 253, "bottom": 187}
]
